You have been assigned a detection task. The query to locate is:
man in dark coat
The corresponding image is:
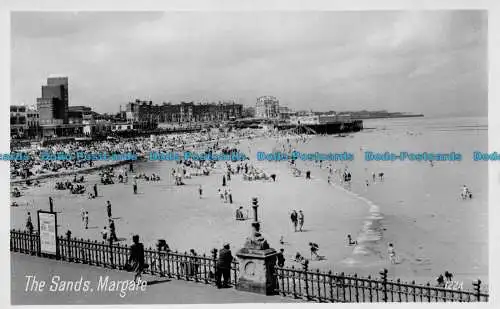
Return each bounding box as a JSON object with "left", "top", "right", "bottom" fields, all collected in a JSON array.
[
  {"left": 109, "top": 219, "right": 117, "bottom": 241},
  {"left": 277, "top": 248, "right": 285, "bottom": 267},
  {"left": 93, "top": 184, "right": 98, "bottom": 197},
  {"left": 128, "top": 235, "right": 145, "bottom": 283},
  {"left": 215, "top": 243, "right": 233, "bottom": 288}
]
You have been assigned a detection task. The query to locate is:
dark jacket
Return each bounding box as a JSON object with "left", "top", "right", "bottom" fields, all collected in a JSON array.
[
  {"left": 277, "top": 252, "right": 285, "bottom": 267},
  {"left": 217, "top": 248, "right": 233, "bottom": 269},
  {"left": 129, "top": 243, "right": 145, "bottom": 271}
]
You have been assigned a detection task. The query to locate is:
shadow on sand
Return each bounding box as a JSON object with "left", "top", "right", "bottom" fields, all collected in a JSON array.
[{"left": 146, "top": 278, "right": 171, "bottom": 286}]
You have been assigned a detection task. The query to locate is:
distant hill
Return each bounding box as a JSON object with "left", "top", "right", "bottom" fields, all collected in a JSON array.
[{"left": 336, "top": 111, "right": 424, "bottom": 119}]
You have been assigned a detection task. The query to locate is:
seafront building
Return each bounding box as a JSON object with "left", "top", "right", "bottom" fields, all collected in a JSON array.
[
  {"left": 37, "top": 76, "right": 69, "bottom": 125},
  {"left": 125, "top": 99, "right": 243, "bottom": 129},
  {"left": 10, "top": 105, "right": 27, "bottom": 138},
  {"left": 10, "top": 104, "right": 40, "bottom": 139},
  {"left": 11, "top": 75, "right": 246, "bottom": 138},
  {"left": 256, "top": 96, "right": 279, "bottom": 119},
  {"left": 35, "top": 76, "right": 84, "bottom": 137},
  {"left": 278, "top": 106, "right": 295, "bottom": 120}
]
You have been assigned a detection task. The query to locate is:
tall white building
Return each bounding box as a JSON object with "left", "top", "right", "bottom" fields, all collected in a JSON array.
[{"left": 255, "top": 96, "right": 279, "bottom": 119}]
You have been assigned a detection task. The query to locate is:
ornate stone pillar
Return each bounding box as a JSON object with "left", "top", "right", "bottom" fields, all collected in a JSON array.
[{"left": 236, "top": 198, "right": 278, "bottom": 295}]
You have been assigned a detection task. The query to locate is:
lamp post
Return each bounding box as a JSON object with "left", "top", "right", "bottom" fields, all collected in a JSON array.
[{"left": 236, "top": 197, "right": 278, "bottom": 295}]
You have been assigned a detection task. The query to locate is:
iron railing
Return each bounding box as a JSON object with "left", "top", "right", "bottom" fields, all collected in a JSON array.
[
  {"left": 10, "top": 229, "right": 239, "bottom": 286},
  {"left": 11, "top": 229, "right": 488, "bottom": 302},
  {"left": 274, "top": 264, "right": 488, "bottom": 302}
]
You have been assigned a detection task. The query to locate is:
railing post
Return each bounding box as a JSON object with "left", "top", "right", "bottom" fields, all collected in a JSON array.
[
  {"left": 368, "top": 275, "right": 373, "bottom": 302},
  {"left": 81, "top": 238, "right": 87, "bottom": 264},
  {"left": 202, "top": 253, "right": 208, "bottom": 283},
  {"left": 303, "top": 260, "right": 310, "bottom": 300},
  {"left": 93, "top": 240, "right": 98, "bottom": 266},
  {"left": 354, "top": 273, "right": 359, "bottom": 302},
  {"left": 66, "top": 231, "right": 72, "bottom": 261},
  {"left": 411, "top": 280, "right": 417, "bottom": 302},
  {"left": 211, "top": 248, "right": 217, "bottom": 283},
  {"left": 29, "top": 229, "right": 34, "bottom": 255},
  {"left": 157, "top": 245, "right": 164, "bottom": 277},
  {"left": 174, "top": 250, "right": 180, "bottom": 279},
  {"left": 233, "top": 260, "right": 238, "bottom": 286},
  {"left": 166, "top": 250, "right": 171, "bottom": 278},
  {"left": 341, "top": 272, "right": 346, "bottom": 302},
  {"left": 397, "top": 278, "right": 402, "bottom": 302},
  {"left": 316, "top": 269, "right": 321, "bottom": 302},
  {"left": 380, "top": 269, "right": 388, "bottom": 302},
  {"left": 473, "top": 279, "right": 482, "bottom": 302},
  {"left": 328, "top": 270, "right": 333, "bottom": 302},
  {"left": 109, "top": 238, "right": 115, "bottom": 268},
  {"left": 184, "top": 251, "right": 189, "bottom": 280}
]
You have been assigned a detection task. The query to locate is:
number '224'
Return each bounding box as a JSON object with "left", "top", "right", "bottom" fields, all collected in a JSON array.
[{"left": 445, "top": 281, "right": 463, "bottom": 290}]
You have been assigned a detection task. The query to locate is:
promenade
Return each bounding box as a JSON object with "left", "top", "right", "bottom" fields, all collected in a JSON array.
[{"left": 11, "top": 253, "right": 299, "bottom": 305}]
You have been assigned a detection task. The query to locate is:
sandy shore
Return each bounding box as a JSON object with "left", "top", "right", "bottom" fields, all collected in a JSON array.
[
  {"left": 10, "top": 119, "right": 489, "bottom": 286},
  {"left": 10, "top": 142, "right": 372, "bottom": 277}
]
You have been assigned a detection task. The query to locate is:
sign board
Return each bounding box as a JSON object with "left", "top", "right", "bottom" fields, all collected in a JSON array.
[{"left": 37, "top": 211, "right": 58, "bottom": 256}]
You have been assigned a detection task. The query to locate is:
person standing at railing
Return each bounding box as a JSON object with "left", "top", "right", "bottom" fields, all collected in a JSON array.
[
  {"left": 436, "top": 274, "right": 445, "bottom": 287},
  {"left": 215, "top": 243, "right": 233, "bottom": 289},
  {"left": 128, "top": 235, "right": 145, "bottom": 283},
  {"left": 109, "top": 219, "right": 117, "bottom": 241},
  {"left": 277, "top": 248, "right": 285, "bottom": 267},
  {"left": 188, "top": 249, "right": 199, "bottom": 277},
  {"left": 26, "top": 212, "right": 34, "bottom": 234}
]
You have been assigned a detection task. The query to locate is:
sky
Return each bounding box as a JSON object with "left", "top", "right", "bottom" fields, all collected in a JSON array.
[{"left": 11, "top": 11, "right": 487, "bottom": 116}]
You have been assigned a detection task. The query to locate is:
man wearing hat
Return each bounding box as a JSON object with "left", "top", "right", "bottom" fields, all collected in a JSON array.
[
  {"left": 277, "top": 248, "right": 285, "bottom": 267},
  {"left": 215, "top": 242, "right": 233, "bottom": 288}
]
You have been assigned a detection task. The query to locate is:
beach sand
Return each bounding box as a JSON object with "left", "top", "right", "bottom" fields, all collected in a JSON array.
[{"left": 11, "top": 117, "right": 489, "bottom": 287}]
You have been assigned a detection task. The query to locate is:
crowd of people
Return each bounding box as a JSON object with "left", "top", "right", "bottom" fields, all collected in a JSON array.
[{"left": 15, "top": 127, "right": 467, "bottom": 289}]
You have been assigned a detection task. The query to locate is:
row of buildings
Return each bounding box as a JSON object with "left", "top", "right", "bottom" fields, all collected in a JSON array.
[
  {"left": 124, "top": 100, "right": 243, "bottom": 127},
  {"left": 11, "top": 76, "right": 247, "bottom": 139},
  {"left": 12, "top": 75, "right": 324, "bottom": 139}
]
